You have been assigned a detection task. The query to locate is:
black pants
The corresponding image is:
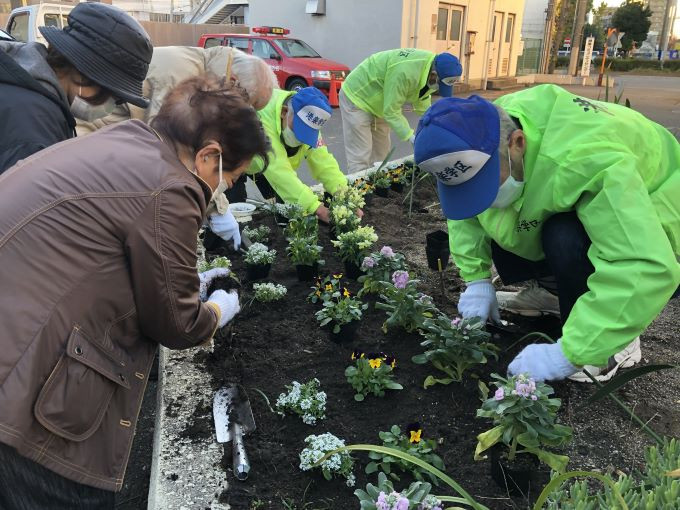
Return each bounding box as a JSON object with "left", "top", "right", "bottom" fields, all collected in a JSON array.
[
  {"left": 492, "top": 212, "right": 679, "bottom": 323},
  {"left": 224, "top": 174, "right": 278, "bottom": 204},
  {"left": 0, "top": 442, "right": 114, "bottom": 510}
]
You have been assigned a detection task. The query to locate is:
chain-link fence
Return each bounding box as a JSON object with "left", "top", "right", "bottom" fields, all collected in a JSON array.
[{"left": 516, "top": 38, "right": 543, "bottom": 75}]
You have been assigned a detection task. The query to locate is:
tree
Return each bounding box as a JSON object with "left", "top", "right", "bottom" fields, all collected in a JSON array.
[
  {"left": 611, "top": 0, "right": 652, "bottom": 53},
  {"left": 582, "top": 23, "right": 605, "bottom": 51}
]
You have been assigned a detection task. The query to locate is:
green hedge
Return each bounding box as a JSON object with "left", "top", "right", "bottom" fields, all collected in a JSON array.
[{"left": 555, "top": 56, "right": 680, "bottom": 71}]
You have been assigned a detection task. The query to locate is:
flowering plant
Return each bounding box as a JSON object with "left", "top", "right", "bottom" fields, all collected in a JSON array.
[
  {"left": 369, "top": 169, "right": 392, "bottom": 189},
  {"left": 355, "top": 472, "right": 443, "bottom": 510},
  {"left": 366, "top": 424, "right": 445, "bottom": 486},
  {"left": 345, "top": 353, "right": 402, "bottom": 401},
  {"left": 332, "top": 226, "right": 378, "bottom": 265},
  {"left": 275, "top": 378, "right": 327, "bottom": 425},
  {"left": 286, "top": 236, "right": 324, "bottom": 266},
  {"left": 375, "top": 273, "right": 439, "bottom": 333},
  {"left": 252, "top": 282, "right": 287, "bottom": 303},
  {"left": 315, "top": 290, "right": 366, "bottom": 333},
  {"left": 412, "top": 316, "right": 497, "bottom": 387},
  {"left": 243, "top": 242, "right": 276, "bottom": 265},
  {"left": 299, "top": 433, "right": 355, "bottom": 486},
  {"left": 242, "top": 224, "right": 271, "bottom": 244},
  {"left": 307, "top": 274, "right": 345, "bottom": 304},
  {"left": 352, "top": 176, "right": 374, "bottom": 196},
  {"left": 387, "top": 164, "right": 409, "bottom": 185},
  {"left": 358, "top": 246, "right": 408, "bottom": 296},
  {"left": 197, "top": 255, "right": 231, "bottom": 273},
  {"left": 262, "top": 202, "right": 304, "bottom": 220},
  {"left": 475, "top": 373, "right": 572, "bottom": 473},
  {"left": 284, "top": 214, "right": 319, "bottom": 240},
  {"left": 329, "top": 187, "right": 365, "bottom": 234}
]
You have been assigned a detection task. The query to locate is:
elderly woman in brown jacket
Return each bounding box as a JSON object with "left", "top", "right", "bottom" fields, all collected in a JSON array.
[{"left": 0, "top": 74, "right": 270, "bottom": 509}]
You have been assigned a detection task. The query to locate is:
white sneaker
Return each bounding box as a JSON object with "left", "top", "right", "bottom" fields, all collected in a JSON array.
[
  {"left": 496, "top": 280, "right": 560, "bottom": 317},
  {"left": 567, "top": 337, "right": 642, "bottom": 383}
]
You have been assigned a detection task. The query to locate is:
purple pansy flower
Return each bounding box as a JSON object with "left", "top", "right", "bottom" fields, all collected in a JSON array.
[
  {"left": 362, "top": 256, "right": 376, "bottom": 269},
  {"left": 494, "top": 388, "right": 505, "bottom": 401},
  {"left": 380, "top": 245, "right": 395, "bottom": 258},
  {"left": 392, "top": 270, "right": 409, "bottom": 289}
]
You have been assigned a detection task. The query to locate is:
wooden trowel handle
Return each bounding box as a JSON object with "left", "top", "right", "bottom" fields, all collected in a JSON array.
[{"left": 232, "top": 422, "right": 250, "bottom": 481}]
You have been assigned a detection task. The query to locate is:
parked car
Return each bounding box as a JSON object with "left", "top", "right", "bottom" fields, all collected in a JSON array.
[
  {"left": 197, "top": 26, "right": 350, "bottom": 95},
  {"left": 5, "top": 3, "right": 73, "bottom": 44}
]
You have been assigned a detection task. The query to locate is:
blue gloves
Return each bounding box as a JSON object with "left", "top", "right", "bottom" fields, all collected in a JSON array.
[
  {"left": 508, "top": 339, "right": 578, "bottom": 381},
  {"left": 209, "top": 210, "right": 241, "bottom": 250},
  {"left": 457, "top": 279, "right": 501, "bottom": 324}
]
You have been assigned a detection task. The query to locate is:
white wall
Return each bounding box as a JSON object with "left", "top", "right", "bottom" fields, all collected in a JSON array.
[
  {"left": 247, "top": 0, "right": 404, "bottom": 68},
  {"left": 521, "top": 0, "right": 547, "bottom": 39}
]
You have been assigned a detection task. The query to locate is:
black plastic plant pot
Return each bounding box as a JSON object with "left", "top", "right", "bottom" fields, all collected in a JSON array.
[
  {"left": 363, "top": 193, "right": 374, "bottom": 207},
  {"left": 375, "top": 186, "right": 389, "bottom": 198},
  {"left": 343, "top": 260, "right": 363, "bottom": 280},
  {"left": 327, "top": 320, "right": 359, "bottom": 344},
  {"left": 489, "top": 445, "right": 540, "bottom": 496},
  {"left": 275, "top": 213, "right": 289, "bottom": 225},
  {"left": 426, "top": 229, "right": 449, "bottom": 250},
  {"left": 391, "top": 182, "right": 405, "bottom": 193},
  {"left": 245, "top": 263, "right": 271, "bottom": 281},
  {"left": 425, "top": 246, "right": 450, "bottom": 271},
  {"left": 295, "top": 263, "right": 319, "bottom": 282}
]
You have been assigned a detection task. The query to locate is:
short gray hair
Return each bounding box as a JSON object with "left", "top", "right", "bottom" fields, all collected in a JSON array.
[
  {"left": 495, "top": 104, "right": 518, "bottom": 161},
  {"left": 231, "top": 49, "right": 279, "bottom": 108}
]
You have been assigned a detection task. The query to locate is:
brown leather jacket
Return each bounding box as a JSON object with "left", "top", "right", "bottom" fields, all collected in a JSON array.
[{"left": 0, "top": 120, "right": 218, "bottom": 491}]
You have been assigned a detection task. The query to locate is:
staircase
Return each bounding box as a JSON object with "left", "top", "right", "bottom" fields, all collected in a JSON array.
[{"left": 185, "top": 0, "right": 245, "bottom": 24}]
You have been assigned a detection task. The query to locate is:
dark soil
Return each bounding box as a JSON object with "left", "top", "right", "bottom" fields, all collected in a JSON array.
[{"left": 182, "top": 180, "right": 679, "bottom": 510}]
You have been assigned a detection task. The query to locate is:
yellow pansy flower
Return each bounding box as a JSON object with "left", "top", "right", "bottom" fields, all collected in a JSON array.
[
  {"left": 368, "top": 358, "right": 382, "bottom": 369},
  {"left": 409, "top": 429, "right": 422, "bottom": 443}
]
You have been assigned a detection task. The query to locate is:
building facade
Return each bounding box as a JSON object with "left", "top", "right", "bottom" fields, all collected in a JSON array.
[{"left": 247, "top": 0, "right": 526, "bottom": 89}]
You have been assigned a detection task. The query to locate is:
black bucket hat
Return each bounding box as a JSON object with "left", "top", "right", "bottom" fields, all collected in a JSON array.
[{"left": 39, "top": 3, "right": 153, "bottom": 108}]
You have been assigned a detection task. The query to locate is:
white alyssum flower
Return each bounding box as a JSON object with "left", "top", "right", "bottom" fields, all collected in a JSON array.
[
  {"left": 276, "top": 379, "right": 326, "bottom": 426},
  {"left": 299, "top": 433, "right": 354, "bottom": 485},
  {"left": 252, "top": 282, "right": 287, "bottom": 302},
  {"left": 244, "top": 242, "right": 276, "bottom": 265}
]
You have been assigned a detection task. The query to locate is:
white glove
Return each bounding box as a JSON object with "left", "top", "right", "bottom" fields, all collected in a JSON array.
[
  {"left": 198, "top": 267, "right": 231, "bottom": 301},
  {"left": 457, "top": 279, "right": 501, "bottom": 324},
  {"left": 408, "top": 135, "right": 415, "bottom": 145},
  {"left": 207, "top": 290, "right": 240, "bottom": 328},
  {"left": 508, "top": 339, "right": 578, "bottom": 382},
  {"left": 209, "top": 210, "right": 241, "bottom": 250}
]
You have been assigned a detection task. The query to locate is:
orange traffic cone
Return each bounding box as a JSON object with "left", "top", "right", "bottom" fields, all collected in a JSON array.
[{"left": 328, "top": 77, "right": 339, "bottom": 108}]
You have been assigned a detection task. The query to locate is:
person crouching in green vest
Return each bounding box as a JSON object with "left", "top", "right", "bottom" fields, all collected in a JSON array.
[
  {"left": 413, "top": 84, "right": 680, "bottom": 383},
  {"left": 340, "top": 49, "right": 462, "bottom": 173},
  {"left": 248, "top": 87, "right": 354, "bottom": 223}
]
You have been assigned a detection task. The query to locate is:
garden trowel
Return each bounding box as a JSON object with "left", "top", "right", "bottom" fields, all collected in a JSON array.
[{"left": 213, "top": 384, "right": 256, "bottom": 481}]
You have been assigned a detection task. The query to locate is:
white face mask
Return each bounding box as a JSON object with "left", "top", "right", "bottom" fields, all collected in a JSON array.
[
  {"left": 206, "top": 152, "right": 230, "bottom": 216},
  {"left": 70, "top": 86, "right": 116, "bottom": 122},
  {"left": 490, "top": 150, "right": 525, "bottom": 209},
  {"left": 282, "top": 126, "right": 302, "bottom": 147}
]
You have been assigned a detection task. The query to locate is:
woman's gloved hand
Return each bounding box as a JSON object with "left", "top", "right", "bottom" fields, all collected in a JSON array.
[
  {"left": 508, "top": 339, "right": 578, "bottom": 381},
  {"left": 206, "top": 289, "right": 240, "bottom": 327},
  {"left": 457, "top": 279, "right": 501, "bottom": 324},
  {"left": 209, "top": 209, "right": 241, "bottom": 250},
  {"left": 198, "top": 267, "right": 231, "bottom": 301}
]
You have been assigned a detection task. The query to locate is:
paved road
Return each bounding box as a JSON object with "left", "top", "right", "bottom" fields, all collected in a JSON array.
[{"left": 295, "top": 74, "right": 680, "bottom": 184}]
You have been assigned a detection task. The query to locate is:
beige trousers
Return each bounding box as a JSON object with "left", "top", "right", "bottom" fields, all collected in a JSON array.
[{"left": 339, "top": 88, "right": 392, "bottom": 173}]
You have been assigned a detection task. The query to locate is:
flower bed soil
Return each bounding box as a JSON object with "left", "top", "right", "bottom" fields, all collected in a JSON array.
[{"left": 176, "top": 182, "right": 680, "bottom": 510}]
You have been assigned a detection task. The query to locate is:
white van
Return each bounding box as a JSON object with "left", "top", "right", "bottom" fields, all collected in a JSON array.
[{"left": 6, "top": 3, "right": 75, "bottom": 45}]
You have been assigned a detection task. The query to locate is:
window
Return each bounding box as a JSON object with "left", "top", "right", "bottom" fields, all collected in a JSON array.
[
  {"left": 436, "top": 8, "right": 448, "bottom": 41},
  {"left": 204, "top": 37, "right": 223, "bottom": 48},
  {"left": 44, "top": 13, "right": 61, "bottom": 28},
  {"left": 8, "top": 13, "right": 29, "bottom": 42},
  {"left": 252, "top": 39, "right": 279, "bottom": 60},
  {"left": 491, "top": 16, "right": 497, "bottom": 42},
  {"left": 227, "top": 37, "right": 249, "bottom": 51},
  {"left": 272, "top": 39, "right": 320, "bottom": 58},
  {"left": 62, "top": 14, "right": 69, "bottom": 27},
  {"left": 505, "top": 16, "right": 514, "bottom": 43},
  {"left": 449, "top": 10, "right": 462, "bottom": 41}
]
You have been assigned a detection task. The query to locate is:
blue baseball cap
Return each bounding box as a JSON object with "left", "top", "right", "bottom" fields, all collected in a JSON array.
[
  {"left": 290, "top": 87, "right": 332, "bottom": 147},
  {"left": 433, "top": 53, "right": 463, "bottom": 97},
  {"left": 414, "top": 95, "right": 500, "bottom": 220}
]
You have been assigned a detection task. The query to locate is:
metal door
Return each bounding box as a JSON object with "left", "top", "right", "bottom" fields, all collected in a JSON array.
[
  {"left": 435, "top": 3, "right": 464, "bottom": 60},
  {"left": 487, "top": 11, "right": 503, "bottom": 78},
  {"left": 498, "top": 12, "right": 515, "bottom": 76}
]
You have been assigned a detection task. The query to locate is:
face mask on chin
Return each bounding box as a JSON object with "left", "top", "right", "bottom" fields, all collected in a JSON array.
[
  {"left": 70, "top": 86, "right": 116, "bottom": 122},
  {"left": 490, "top": 150, "right": 525, "bottom": 209},
  {"left": 282, "top": 110, "right": 303, "bottom": 147}
]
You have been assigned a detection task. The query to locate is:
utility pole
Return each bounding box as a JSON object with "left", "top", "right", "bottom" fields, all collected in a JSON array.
[
  {"left": 541, "top": 0, "right": 556, "bottom": 73},
  {"left": 658, "top": 0, "right": 675, "bottom": 62},
  {"left": 568, "top": 0, "right": 588, "bottom": 76}
]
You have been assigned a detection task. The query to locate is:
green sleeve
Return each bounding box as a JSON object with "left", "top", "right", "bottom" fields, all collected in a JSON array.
[
  {"left": 258, "top": 136, "right": 321, "bottom": 215},
  {"left": 382, "top": 69, "right": 415, "bottom": 141},
  {"left": 447, "top": 218, "right": 493, "bottom": 282},
  {"left": 412, "top": 94, "right": 432, "bottom": 115},
  {"left": 560, "top": 160, "right": 680, "bottom": 366},
  {"left": 306, "top": 136, "right": 348, "bottom": 196}
]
